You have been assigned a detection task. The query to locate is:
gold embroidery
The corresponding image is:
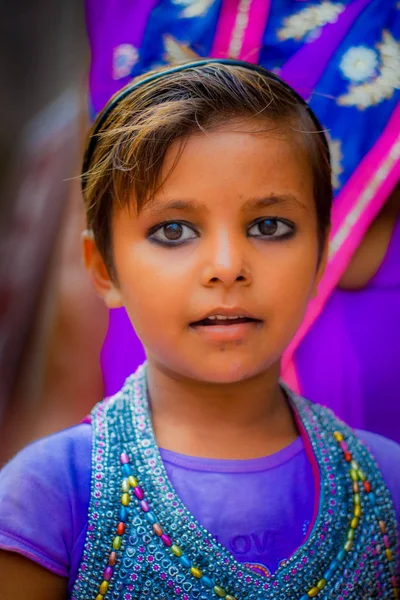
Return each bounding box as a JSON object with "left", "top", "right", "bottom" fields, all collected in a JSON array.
[
  {"left": 329, "top": 135, "right": 400, "bottom": 258},
  {"left": 172, "top": 0, "right": 216, "bottom": 19},
  {"left": 277, "top": 1, "right": 345, "bottom": 42},
  {"left": 327, "top": 134, "right": 344, "bottom": 190},
  {"left": 338, "top": 31, "right": 400, "bottom": 109},
  {"left": 228, "top": 0, "right": 252, "bottom": 59},
  {"left": 163, "top": 35, "right": 199, "bottom": 64}
]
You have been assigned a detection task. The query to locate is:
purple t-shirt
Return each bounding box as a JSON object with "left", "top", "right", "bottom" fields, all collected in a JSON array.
[{"left": 0, "top": 424, "right": 400, "bottom": 597}]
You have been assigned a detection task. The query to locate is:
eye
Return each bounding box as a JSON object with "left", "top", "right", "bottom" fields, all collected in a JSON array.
[
  {"left": 248, "top": 218, "right": 294, "bottom": 239},
  {"left": 148, "top": 221, "right": 198, "bottom": 245}
]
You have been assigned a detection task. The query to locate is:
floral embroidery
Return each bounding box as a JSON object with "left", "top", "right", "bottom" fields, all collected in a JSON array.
[
  {"left": 113, "top": 44, "right": 139, "bottom": 80},
  {"left": 277, "top": 1, "right": 345, "bottom": 42},
  {"left": 338, "top": 31, "right": 400, "bottom": 109},
  {"left": 172, "top": 0, "right": 216, "bottom": 19},
  {"left": 340, "top": 46, "right": 379, "bottom": 83},
  {"left": 327, "top": 134, "right": 344, "bottom": 190},
  {"left": 163, "top": 35, "right": 199, "bottom": 64}
]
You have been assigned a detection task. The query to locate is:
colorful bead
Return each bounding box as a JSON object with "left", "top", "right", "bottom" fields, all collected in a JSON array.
[
  {"left": 317, "top": 579, "right": 326, "bottom": 590},
  {"left": 352, "top": 481, "right": 360, "bottom": 493},
  {"left": 112, "top": 536, "right": 122, "bottom": 550},
  {"left": 363, "top": 480, "right": 371, "bottom": 493},
  {"left": 202, "top": 576, "right": 215, "bottom": 588},
  {"left": 344, "top": 451, "right": 352, "bottom": 462},
  {"left": 121, "top": 478, "right": 130, "bottom": 493},
  {"left": 95, "top": 595, "right": 104, "bottom": 600},
  {"left": 353, "top": 493, "right": 361, "bottom": 505},
  {"left": 358, "top": 468, "right": 366, "bottom": 481},
  {"left": 134, "top": 486, "right": 144, "bottom": 500},
  {"left": 117, "top": 522, "right": 125, "bottom": 535},
  {"left": 171, "top": 545, "right": 182, "bottom": 557},
  {"left": 180, "top": 555, "right": 191, "bottom": 569},
  {"left": 307, "top": 587, "right": 319, "bottom": 598},
  {"left": 121, "top": 493, "right": 130, "bottom": 506},
  {"left": 103, "top": 566, "right": 113, "bottom": 581},
  {"left": 119, "top": 507, "right": 128, "bottom": 521},
  {"left": 145, "top": 511, "right": 156, "bottom": 524},
  {"left": 161, "top": 534, "right": 172, "bottom": 547},
  {"left": 333, "top": 431, "right": 343, "bottom": 442},
  {"left": 386, "top": 549, "right": 393, "bottom": 562},
  {"left": 140, "top": 500, "right": 150, "bottom": 512},
  {"left": 351, "top": 517, "right": 359, "bottom": 529},
  {"left": 190, "top": 566, "right": 202, "bottom": 578},
  {"left": 344, "top": 540, "right": 353, "bottom": 552},
  {"left": 122, "top": 464, "right": 132, "bottom": 478},
  {"left": 99, "top": 581, "right": 109, "bottom": 594},
  {"left": 379, "top": 520, "right": 387, "bottom": 534},
  {"left": 354, "top": 504, "right": 362, "bottom": 518},
  {"left": 108, "top": 551, "right": 117, "bottom": 566},
  {"left": 128, "top": 475, "right": 138, "bottom": 488},
  {"left": 225, "top": 596, "right": 238, "bottom": 600},
  {"left": 213, "top": 586, "right": 226, "bottom": 597},
  {"left": 153, "top": 523, "right": 163, "bottom": 536},
  {"left": 120, "top": 452, "right": 130, "bottom": 465},
  {"left": 350, "top": 469, "right": 358, "bottom": 482}
]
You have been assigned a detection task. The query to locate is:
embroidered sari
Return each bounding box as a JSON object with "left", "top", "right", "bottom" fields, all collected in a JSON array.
[{"left": 85, "top": 0, "right": 400, "bottom": 439}]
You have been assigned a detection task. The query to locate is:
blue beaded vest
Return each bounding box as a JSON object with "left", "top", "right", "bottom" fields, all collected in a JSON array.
[{"left": 72, "top": 364, "right": 399, "bottom": 600}]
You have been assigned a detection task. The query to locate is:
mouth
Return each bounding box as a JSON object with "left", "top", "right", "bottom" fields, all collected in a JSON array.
[{"left": 189, "top": 309, "right": 263, "bottom": 342}]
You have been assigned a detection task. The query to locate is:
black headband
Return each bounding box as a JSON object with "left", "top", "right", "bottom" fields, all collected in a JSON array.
[{"left": 82, "top": 58, "right": 329, "bottom": 192}]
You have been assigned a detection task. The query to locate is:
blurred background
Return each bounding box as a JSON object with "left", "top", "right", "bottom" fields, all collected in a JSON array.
[
  {"left": 0, "top": 0, "right": 399, "bottom": 466},
  {"left": 0, "top": 1, "right": 106, "bottom": 464}
]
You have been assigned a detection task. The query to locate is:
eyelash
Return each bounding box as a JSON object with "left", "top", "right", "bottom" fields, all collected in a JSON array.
[{"left": 147, "top": 218, "right": 296, "bottom": 246}]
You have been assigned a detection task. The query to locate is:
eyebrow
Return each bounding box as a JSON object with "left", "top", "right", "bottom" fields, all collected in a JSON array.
[{"left": 145, "top": 194, "right": 309, "bottom": 215}]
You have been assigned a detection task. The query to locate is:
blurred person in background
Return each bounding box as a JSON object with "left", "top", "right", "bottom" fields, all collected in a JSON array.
[
  {"left": 85, "top": 0, "right": 400, "bottom": 441},
  {"left": 2, "top": 0, "right": 397, "bottom": 462}
]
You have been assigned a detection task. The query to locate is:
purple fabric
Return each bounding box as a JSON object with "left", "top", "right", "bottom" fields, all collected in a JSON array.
[
  {"left": 84, "top": 0, "right": 159, "bottom": 113},
  {"left": 296, "top": 216, "right": 400, "bottom": 443},
  {"left": 1, "top": 424, "right": 400, "bottom": 596},
  {"left": 279, "top": 0, "right": 372, "bottom": 98}
]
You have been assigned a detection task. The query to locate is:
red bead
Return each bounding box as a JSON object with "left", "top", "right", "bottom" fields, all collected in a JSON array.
[
  {"left": 108, "top": 552, "right": 117, "bottom": 566},
  {"left": 363, "top": 481, "right": 371, "bottom": 493},
  {"left": 117, "top": 522, "right": 126, "bottom": 535},
  {"left": 344, "top": 452, "right": 352, "bottom": 462},
  {"left": 153, "top": 523, "right": 163, "bottom": 537}
]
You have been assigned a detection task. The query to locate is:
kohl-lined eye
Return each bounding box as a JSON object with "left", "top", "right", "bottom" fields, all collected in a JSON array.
[
  {"left": 148, "top": 221, "right": 198, "bottom": 245},
  {"left": 248, "top": 218, "right": 294, "bottom": 239}
]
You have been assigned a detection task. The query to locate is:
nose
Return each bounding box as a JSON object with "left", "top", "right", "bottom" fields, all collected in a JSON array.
[{"left": 200, "top": 230, "right": 252, "bottom": 288}]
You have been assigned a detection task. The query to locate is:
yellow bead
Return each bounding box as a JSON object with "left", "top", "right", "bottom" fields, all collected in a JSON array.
[
  {"left": 394, "top": 588, "right": 399, "bottom": 599},
  {"left": 354, "top": 505, "right": 361, "bottom": 518},
  {"left": 171, "top": 545, "right": 182, "bottom": 557},
  {"left": 317, "top": 579, "right": 326, "bottom": 590},
  {"left": 190, "top": 567, "right": 202, "bottom": 579},
  {"left": 344, "top": 540, "right": 353, "bottom": 552},
  {"left": 113, "top": 536, "right": 122, "bottom": 550},
  {"left": 214, "top": 586, "right": 226, "bottom": 597},
  {"left": 386, "top": 549, "right": 393, "bottom": 562},
  {"left": 99, "top": 581, "right": 109, "bottom": 594},
  {"left": 121, "top": 479, "right": 130, "bottom": 493},
  {"left": 121, "top": 493, "right": 130, "bottom": 506},
  {"left": 333, "top": 431, "right": 343, "bottom": 442},
  {"left": 351, "top": 517, "right": 359, "bottom": 529},
  {"left": 128, "top": 475, "right": 138, "bottom": 488},
  {"left": 307, "top": 587, "right": 319, "bottom": 598},
  {"left": 95, "top": 596, "right": 104, "bottom": 600}
]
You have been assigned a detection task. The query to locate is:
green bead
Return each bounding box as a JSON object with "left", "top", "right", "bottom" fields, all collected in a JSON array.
[
  {"left": 347, "top": 529, "right": 355, "bottom": 541},
  {"left": 350, "top": 469, "right": 358, "bottom": 482},
  {"left": 344, "top": 540, "right": 353, "bottom": 552},
  {"left": 214, "top": 586, "right": 226, "bottom": 597},
  {"left": 358, "top": 468, "right": 366, "bottom": 482},
  {"left": 171, "top": 545, "right": 182, "bottom": 557},
  {"left": 113, "top": 536, "right": 122, "bottom": 550},
  {"left": 353, "top": 493, "right": 361, "bottom": 505},
  {"left": 317, "top": 579, "right": 327, "bottom": 590}
]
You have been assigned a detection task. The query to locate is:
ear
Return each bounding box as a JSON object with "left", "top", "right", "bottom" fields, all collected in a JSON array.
[
  {"left": 312, "top": 226, "right": 331, "bottom": 298},
  {"left": 82, "top": 230, "right": 124, "bottom": 308}
]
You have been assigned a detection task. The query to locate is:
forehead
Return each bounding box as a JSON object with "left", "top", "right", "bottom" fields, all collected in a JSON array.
[{"left": 140, "top": 123, "right": 315, "bottom": 215}]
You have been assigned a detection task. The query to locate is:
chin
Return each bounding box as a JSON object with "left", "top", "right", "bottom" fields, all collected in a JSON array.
[{"left": 186, "top": 357, "right": 269, "bottom": 385}]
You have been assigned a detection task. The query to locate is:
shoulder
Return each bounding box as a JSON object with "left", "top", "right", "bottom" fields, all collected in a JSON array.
[
  {"left": 357, "top": 430, "right": 400, "bottom": 508},
  {"left": 0, "top": 424, "right": 92, "bottom": 576}
]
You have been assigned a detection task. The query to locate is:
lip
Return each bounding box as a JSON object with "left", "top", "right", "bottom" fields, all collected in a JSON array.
[{"left": 190, "top": 306, "right": 261, "bottom": 323}]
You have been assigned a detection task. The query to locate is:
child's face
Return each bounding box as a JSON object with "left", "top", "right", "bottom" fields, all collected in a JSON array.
[{"left": 87, "top": 122, "right": 327, "bottom": 384}]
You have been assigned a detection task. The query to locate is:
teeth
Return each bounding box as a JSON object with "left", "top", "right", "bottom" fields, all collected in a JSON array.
[{"left": 209, "top": 315, "right": 246, "bottom": 320}]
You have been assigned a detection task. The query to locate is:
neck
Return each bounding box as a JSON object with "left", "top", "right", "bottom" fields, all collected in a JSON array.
[{"left": 146, "top": 359, "right": 298, "bottom": 460}]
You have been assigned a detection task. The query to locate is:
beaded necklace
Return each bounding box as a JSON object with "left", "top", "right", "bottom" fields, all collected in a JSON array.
[{"left": 72, "top": 364, "right": 399, "bottom": 600}]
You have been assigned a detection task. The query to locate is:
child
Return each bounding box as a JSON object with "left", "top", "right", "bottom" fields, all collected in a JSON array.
[{"left": 0, "top": 60, "right": 399, "bottom": 600}]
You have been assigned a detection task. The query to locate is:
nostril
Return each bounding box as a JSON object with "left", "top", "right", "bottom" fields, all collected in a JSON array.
[{"left": 236, "top": 275, "right": 246, "bottom": 282}]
